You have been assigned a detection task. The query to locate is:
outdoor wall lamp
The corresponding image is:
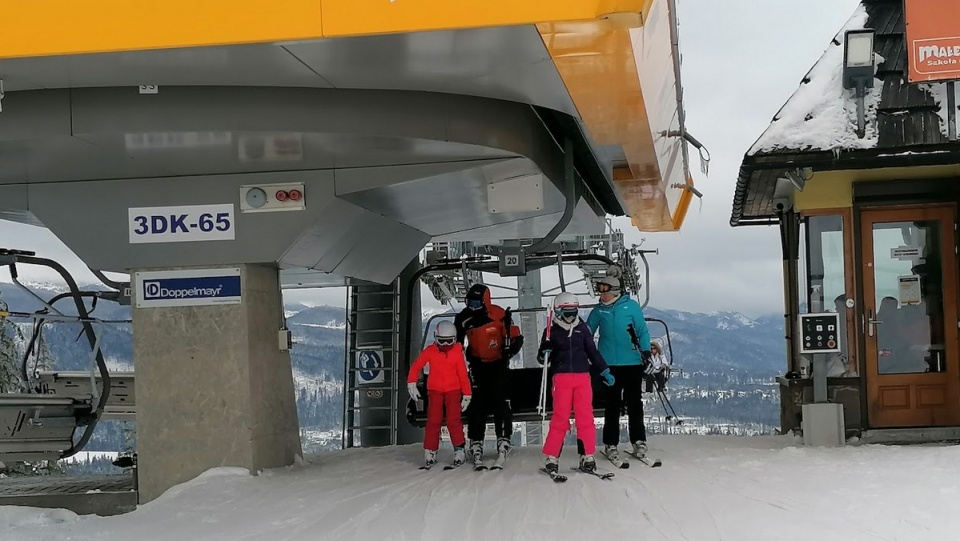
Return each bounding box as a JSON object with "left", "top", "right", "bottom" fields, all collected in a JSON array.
[{"left": 842, "top": 29, "right": 876, "bottom": 139}]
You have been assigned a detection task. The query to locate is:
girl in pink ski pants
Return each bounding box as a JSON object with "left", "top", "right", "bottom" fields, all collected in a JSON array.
[{"left": 542, "top": 372, "right": 596, "bottom": 457}]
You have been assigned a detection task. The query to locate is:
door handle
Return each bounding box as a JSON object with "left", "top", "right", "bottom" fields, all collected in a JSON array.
[{"left": 867, "top": 308, "right": 882, "bottom": 337}]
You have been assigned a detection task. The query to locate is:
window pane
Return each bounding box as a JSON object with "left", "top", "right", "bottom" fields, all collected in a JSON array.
[
  {"left": 806, "top": 215, "right": 846, "bottom": 313},
  {"left": 872, "top": 221, "right": 946, "bottom": 375},
  {"left": 805, "top": 215, "right": 850, "bottom": 375}
]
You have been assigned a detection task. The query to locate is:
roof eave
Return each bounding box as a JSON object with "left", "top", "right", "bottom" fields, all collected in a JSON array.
[{"left": 730, "top": 143, "right": 960, "bottom": 226}]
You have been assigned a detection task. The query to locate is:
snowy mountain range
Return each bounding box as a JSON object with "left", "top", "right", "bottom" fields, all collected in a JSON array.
[{"left": 0, "top": 281, "right": 786, "bottom": 456}]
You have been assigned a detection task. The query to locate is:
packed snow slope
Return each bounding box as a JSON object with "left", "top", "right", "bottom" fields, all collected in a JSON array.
[{"left": 6, "top": 434, "right": 960, "bottom": 541}]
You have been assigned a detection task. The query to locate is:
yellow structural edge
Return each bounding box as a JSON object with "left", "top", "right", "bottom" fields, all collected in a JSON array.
[
  {"left": 537, "top": 0, "right": 690, "bottom": 233},
  {"left": 0, "top": 0, "right": 649, "bottom": 59},
  {"left": 671, "top": 179, "right": 695, "bottom": 230}
]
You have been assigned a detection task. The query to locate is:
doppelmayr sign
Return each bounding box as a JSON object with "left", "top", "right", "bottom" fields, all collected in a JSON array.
[
  {"left": 906, "top": 0, "right": 960, "bottom": 82},
  {"left": 134, "top": 268, "right": 242, "bottom": 308}
]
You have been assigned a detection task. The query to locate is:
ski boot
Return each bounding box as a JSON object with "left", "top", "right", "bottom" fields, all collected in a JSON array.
[
  {"left": 544, "top": 455, "right": 559, "bottom": 474},
  {"left": 452, "top": 445, "right": 466, "bottom": 466},
  {"left": 470, "top": 440, "right": 485, "bottom": 469},
  {"left": 579, "top": 454, "right": 597, "bottom": 473},
  {"left": 424, "top": 449, "right": 438, "bottom": 468},
  {"left": 603, "top": 444, "right": 620, "bottom": 461},
  {"left": 632, "top": 441, "right": 648, "bottom": 458},
  {"left": 496, "top": 437, "right": 511, "bottom": 455}
]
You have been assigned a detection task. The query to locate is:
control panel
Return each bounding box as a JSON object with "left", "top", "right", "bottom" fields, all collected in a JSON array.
[{"left": 799, "top": 312, "right": 841, "bottom": 354}]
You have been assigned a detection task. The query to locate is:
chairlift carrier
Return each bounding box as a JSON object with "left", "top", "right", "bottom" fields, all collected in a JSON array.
[
  {"left": 0, "top": 248, "right": 132, "bottom": 463},
  {"left": 403, "top": 249, "right": 681, "bottom": 427}
]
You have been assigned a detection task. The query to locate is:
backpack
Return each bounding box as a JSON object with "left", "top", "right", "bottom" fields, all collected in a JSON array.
[{"left": 465, "top": 319, "right": 521, "bottom": 362}]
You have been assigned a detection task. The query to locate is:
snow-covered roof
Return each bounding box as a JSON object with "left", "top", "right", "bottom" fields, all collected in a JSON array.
[
  {"left": 732, "top": 0, "right": 960, "bottom": 226},
  {"left": 749, "top": 4, "right": 884, "bottom": 155}
]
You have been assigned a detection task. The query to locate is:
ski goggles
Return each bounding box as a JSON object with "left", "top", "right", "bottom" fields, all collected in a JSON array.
[
  {"left": 436, "top": 336, "right": 456, "bottom": 346},
  {"left": 466, "top": 298, "right": 484, "bottom": 309},
  {"left": 555, "top": 307, "right": 578, "bottom": 319},
  {"left": 595, "top": 282, "right": 619, "bottom": 293}
]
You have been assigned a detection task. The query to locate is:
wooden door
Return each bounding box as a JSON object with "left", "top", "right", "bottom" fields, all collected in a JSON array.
[{"left": 861, "top": 205, "right": 960, "bottom": 427}]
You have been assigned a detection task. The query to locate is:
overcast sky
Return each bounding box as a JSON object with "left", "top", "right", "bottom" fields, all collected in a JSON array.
[{"left": 0, "top": 0, "right": 862, "bottom": 318}]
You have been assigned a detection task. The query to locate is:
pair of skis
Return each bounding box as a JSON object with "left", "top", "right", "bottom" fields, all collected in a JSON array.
[
  {"left": 419, "top": 452, "right": 509, "bottom": 471},
  {"left": 538, "top": 465, "right": 615, "bottom": 483},
  {"left": 418, "top": 455, "right": 468, "bottom": 471},
  {"left": 473, "top": 452, "right": 507, "bottom": 471},
  {"left": 419, "top": 461, "right": 464, "bottom": 471},
  {"left": 626, "top": 450, "right": 663, "bottom": 468},
  {"left": 602, "top": 448, "right": 663, "bottom": 469}
]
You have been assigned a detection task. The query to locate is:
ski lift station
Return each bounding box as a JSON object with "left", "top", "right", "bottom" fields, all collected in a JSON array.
[
  {"left": 0, "top": 0, "right": 704, "bottom": 508},
  {"left": 733, "top": 0, "right": 960, "bottom": 446}
]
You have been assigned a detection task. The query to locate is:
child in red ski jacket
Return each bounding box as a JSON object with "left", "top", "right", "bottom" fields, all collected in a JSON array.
[{"left": 407, "top": 320, "right": 472, "bottom": 468}]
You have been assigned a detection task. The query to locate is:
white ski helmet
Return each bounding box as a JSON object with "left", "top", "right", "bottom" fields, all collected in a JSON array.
[
  {"left": 553, "top": 292, "right": 580, "bottom": 323},
  {"left": 435, "top": 320, "right": 457, "bottom": 350}
]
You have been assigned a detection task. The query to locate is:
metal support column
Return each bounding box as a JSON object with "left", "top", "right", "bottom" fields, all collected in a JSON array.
[
  {"left": 516, "top": 271, "right": 543, "bottom": 369},
  {"left": 778, "top": 208, "right": 802, "bottom": 374},
  {"left": 343, "top": 282, "right": 399, "bottom": 448}
]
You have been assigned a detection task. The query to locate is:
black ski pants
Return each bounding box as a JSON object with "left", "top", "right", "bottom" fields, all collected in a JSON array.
[
  {"left": 466, "top": 360, "right": 512, "bottom": 441},
  {"left": 602, "top": 364, "right": 646, "bottom": 446}
]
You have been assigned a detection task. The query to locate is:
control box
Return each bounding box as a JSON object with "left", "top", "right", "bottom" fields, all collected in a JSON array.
[{"left": 798, "top": 312, "right": 841, "bottom": 354}]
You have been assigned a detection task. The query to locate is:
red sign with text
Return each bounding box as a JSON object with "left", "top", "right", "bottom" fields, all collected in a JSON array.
[{"left": 905, "top": 0, "right": 960, "bottom": 82}]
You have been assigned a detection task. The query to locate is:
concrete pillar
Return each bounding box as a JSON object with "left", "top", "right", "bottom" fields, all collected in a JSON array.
[{"left": 132, "top": 264, "right": 301, "bottom": 503}]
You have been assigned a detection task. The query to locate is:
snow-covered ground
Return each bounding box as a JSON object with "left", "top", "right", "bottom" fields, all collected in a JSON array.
[{"left": 6, "top": 434, "right": 960, "bottom": 540}]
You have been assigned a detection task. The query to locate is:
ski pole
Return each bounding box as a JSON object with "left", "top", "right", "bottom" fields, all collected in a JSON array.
[
  {"left": 537, "top": 303, "right": 553, "bottom": 422},
  {"left": 657, "top": 389, "right": 682, "bottom": 425}
]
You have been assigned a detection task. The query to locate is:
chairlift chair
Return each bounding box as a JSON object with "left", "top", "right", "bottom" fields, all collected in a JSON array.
[
  {"left": 404, "top": 250, "right": 678, "bottom": 428},
  {"left": 0, "top": 248, "right": 131, "bottom": 463}
]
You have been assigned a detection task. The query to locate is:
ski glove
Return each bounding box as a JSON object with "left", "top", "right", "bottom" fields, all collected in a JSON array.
[
  {"left": 461, "top": 395, "right": 472, "bottom": 412},
  {"left": 537, "top": 345, "right": 551, "bottom": 364},
  {"left": 642, "top": 350, "right": 653, "bottom": 363},
  {"left": 643, "top": 358, "right": 658, "bottom": 376},
  {"left": 600, "top": 368, "right": 615, "bottom": 387},
  {"left": 407, "top": 382, "right": 420, "bottom": 402}
]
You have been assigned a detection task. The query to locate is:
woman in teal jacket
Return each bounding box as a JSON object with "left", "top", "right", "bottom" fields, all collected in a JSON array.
[{"left": 585, "top": 271, "right": 653, "bottom": 462}]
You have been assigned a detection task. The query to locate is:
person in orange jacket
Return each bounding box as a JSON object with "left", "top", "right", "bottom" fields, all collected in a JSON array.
[{"left": 407, "top": 320, "right": 473, "bottom": 468}]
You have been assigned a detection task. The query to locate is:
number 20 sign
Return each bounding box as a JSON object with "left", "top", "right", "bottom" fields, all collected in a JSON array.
[{"left": 129, "top": 204, "right": 235, "bottom": 244}]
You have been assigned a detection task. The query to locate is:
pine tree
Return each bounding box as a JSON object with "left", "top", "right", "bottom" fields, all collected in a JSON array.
[{"left": 0, "top": 292, "right": 23, "bottom": 392}]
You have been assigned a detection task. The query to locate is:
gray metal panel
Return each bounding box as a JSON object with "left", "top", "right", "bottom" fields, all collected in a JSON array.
[
  {"left": 0, "top": 184, "right": 28, "bottom": 211},
  {"left": 26, "top": 170, "right": 339, "bottom": 272},
  {"left": 0, "top": 44, "right": 329, "bottom": 92},
  {"left": 334, "top": 158, "right": 516, "bottom": 196},
  {"left": 0, "top": 27, "right": 578, "bottom": 118},
  {"left": 431, "top": 198, "right": 605, "bottom": 243},
  {"left": 68, "top": 87, "right": 450, "bottom": 142},
  {"left": 281, "top": 199, "right": 373, "bottom": 269},
  {"left": 339, "top": 157, "right": 559, "bottom": 236},
  {"left": 0, "top": 210, "right": 42, "bottom": 227},
  {"left": 1, "top": 87, "right": 599, "bottom": 283},
  {"left": 0, "top": 88, "right": 537, "bottom": 185},
  {"left": 279, "top": 268, "right": 367, "bottom": 289},
  {"left": 315, "top": 204, "right": 389, "bottom": 274},
  {"left": 286, "top": 26, "right": 578, "bottom": 117},
  {"left": 0, "top": 90, "right": 71, "bottom": 143},
  {"left": 331, "top": 217, "right": 429, "bottom": 284}
]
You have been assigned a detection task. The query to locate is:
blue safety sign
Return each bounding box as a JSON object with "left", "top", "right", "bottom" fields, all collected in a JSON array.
[
  {"left": 135, "top": 268, "right": 242, "bottom": 308},
  {"left": 357, "top": 348, "right": 385, "bottom": 385}
]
